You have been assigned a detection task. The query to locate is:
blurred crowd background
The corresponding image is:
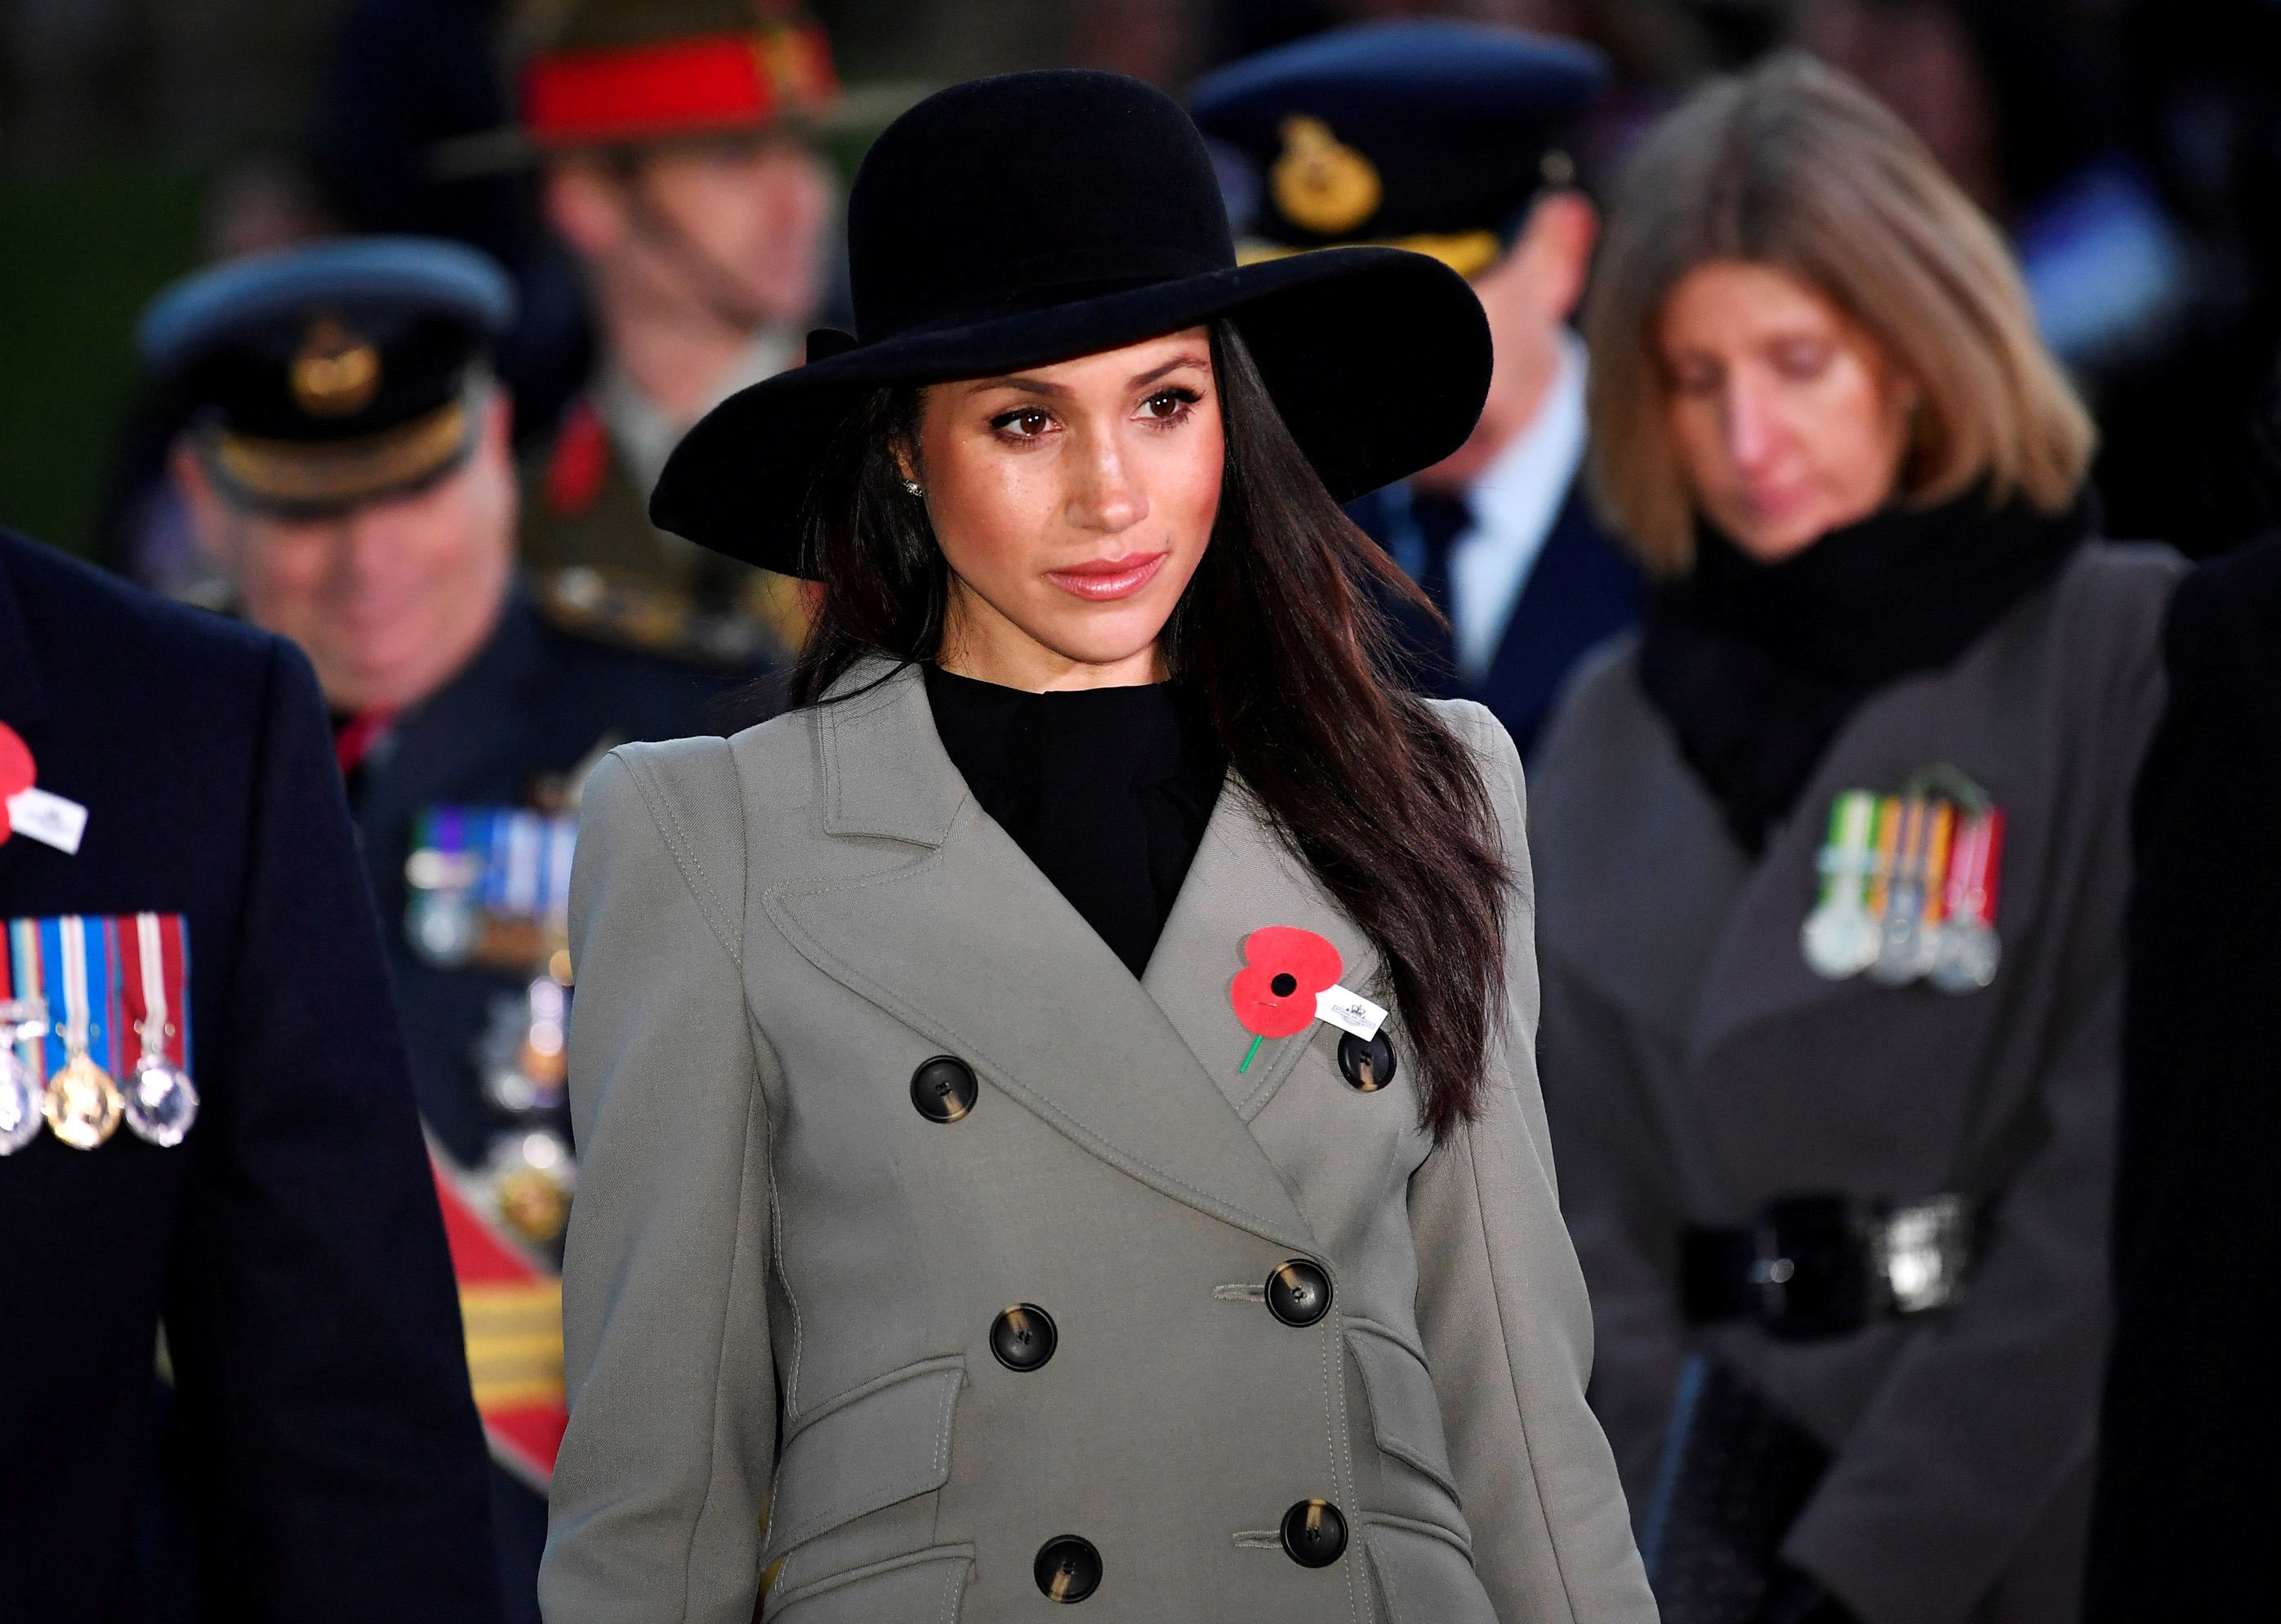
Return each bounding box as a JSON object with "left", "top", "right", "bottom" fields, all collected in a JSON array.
[{"left": 6, "top": 0, "right": 2281, "bottom": 572}]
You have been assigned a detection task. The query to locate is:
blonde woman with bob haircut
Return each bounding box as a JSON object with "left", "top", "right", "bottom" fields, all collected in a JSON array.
[{"left": 1529, "top": 54, "right": 2181, "bottom": 1624}]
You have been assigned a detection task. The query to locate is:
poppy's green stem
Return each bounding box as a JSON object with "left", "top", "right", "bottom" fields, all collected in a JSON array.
[{"left": 1239, "top": 1034, "right": 1264, "bottom": 1074}]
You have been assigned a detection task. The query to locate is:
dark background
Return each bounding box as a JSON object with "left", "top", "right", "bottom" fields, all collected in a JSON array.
[{"left": 6, "top": 0, "right": 2277, "bottom": 562}]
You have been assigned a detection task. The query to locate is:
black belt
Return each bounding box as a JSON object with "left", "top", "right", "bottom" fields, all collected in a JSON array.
[{"left": 1682, "top": 1193, "right": 1980, "bottom": 1341}]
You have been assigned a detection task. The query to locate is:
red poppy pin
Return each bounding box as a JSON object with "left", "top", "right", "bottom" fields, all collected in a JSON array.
[
  {"left": 1229, "top": 925, "right": 1389, "bottom": 1073},
  {"left": 0, "top": 720, "right": 85, "bottom": 854}
]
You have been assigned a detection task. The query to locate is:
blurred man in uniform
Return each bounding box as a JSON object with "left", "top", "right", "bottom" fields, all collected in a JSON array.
[
  {"left": 0, "top": 537, "right": 496, "bottom": 1613},
  {"left": 143, "top": 236, "right": 733, "bottom": 1624},
  {"left": 509, "top": 0, "right": 856, "bottom": 666},
  {"left": 1192, "top": 19, "right": 1639, "bottom": 756}
]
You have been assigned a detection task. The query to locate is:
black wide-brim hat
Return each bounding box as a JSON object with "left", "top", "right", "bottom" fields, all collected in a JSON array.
[{"left": 653, "top": 69, "right": 1491, "bottom": 577}]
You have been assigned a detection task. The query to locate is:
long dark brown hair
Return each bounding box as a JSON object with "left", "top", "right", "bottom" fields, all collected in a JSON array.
[{"left": 790, "top": 321, "right": 1509, "bottom": 1140}]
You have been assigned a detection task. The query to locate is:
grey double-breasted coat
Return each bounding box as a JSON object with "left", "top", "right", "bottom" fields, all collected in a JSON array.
[
  {"left": 537, "top": 661, "right": 1654, "bottom": 1622},
  {"left": 1530, "top": 544, "right": 2181, "bottom": 1624}
]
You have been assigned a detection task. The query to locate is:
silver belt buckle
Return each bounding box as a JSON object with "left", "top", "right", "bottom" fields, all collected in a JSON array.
[{"left": 1873, "top": 1194, "right": 1974, "bottom": 1314}]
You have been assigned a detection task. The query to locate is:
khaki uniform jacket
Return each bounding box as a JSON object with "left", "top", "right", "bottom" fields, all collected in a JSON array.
[
  {"left": 1530, "top": 545, "right": 2180, "bottom": 1624},
  {"left": 519, "top": 399, "right": 809, "bottom": 664},
  {"left": 539, "top": 661, "right": 1654, "bottom": 1623}
]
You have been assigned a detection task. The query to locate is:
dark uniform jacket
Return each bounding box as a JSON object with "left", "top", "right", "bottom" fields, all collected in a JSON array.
[
  {"left": 1349, "top": 473, "right": 1643, "bottom": 759},
  {"left": 1530, "top": 544, "right": 2179, "bottom": 1624},
  {"left": 0, "top": 530, "right": 496, "bottom": 1623},
  {"left": 2087, "top": 536, "right": 2281, "bottom": 1620},
  {"left": 347, "top": 588, "right": 732, "bottom": 1624}
]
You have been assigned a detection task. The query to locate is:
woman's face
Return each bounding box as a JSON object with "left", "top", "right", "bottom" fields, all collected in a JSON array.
[
  {"left": 1657, "top": 260, "right": 1919, "bottom": 563},
  {"left": 909, "top": 327, "right": 1223, "bottom": 690}
]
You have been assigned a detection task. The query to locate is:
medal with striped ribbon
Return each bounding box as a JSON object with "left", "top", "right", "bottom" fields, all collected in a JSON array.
[{"left": 39, "top": 916, "right": 123, "bottom": 1150}]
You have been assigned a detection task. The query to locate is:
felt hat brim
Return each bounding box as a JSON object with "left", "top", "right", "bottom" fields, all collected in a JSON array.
[{"left": 652, "top": 244, "right": 1489, "bottom": 576}]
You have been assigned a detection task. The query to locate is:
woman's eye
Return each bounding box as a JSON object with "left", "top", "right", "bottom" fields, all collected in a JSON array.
[
  {"left": 1668, "top": 359, "right": 1722, "bottom": 398},
  {"left": 1770, "top": 338, "right": 1833, "bottom": 381},
  {"left": 991, "top": 407, "right": 1054, "bottom": 439},
  {"left": 1139, "top": 386, "right": 1201, "bottom": 424}
]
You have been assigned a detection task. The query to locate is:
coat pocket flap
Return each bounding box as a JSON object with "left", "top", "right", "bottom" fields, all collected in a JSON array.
[
  {"left": 1346, "top": 1322, "right": 1460, "bottom": 1496},
  {"left": 765, "top": 1546, "right": 973, "bottom": 1622},
  {"left": 764, "top": 1359, "right": 965, "bottom": 1565},
  {"left": 1363, "top": 1516, "right": 1497, "bottom": 1624}
]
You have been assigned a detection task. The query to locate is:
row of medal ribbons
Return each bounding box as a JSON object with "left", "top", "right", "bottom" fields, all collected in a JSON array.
[
  {"left": 407, "top": 807, "right": 578, "bottom": 974},
  {"left": 0, "top": 913, "right": 197, "bottom": 1155},
  {"left": 1802, "top": 790, "right": 2005, "bottom": 994}
]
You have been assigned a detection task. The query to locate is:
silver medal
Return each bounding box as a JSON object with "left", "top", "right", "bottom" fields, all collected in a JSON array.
[
  {"left": 1929, "top": 921, "right": 2001, "bottom": 994},
  {"left": 0, "top": 999, "right": 46, "bottom": 1155},
  {"left": 0, "top": 1046, "right": 42, "bottom": 1155},
  {"left": 1802, "top": 904, "right": 1880, "bottom": 980},
  {"left": 409, "top": 891, "right": 479, "bottom": 968},
  {"left": 122, "top": 1056, "right": 198, "bottom": 1147}
]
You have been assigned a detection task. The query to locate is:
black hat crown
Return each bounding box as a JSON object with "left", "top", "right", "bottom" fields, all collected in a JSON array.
[
  {"left": 653, "top": 69, "right": 1493, "bottom": 575},
  {"left": 848, "top": 71, "right": 1236, "bottom": 340}
]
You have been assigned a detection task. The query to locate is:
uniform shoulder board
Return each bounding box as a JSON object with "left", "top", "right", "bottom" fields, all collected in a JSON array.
[{"left": 531, "top": 565, "right": 773, "bottom": 671}]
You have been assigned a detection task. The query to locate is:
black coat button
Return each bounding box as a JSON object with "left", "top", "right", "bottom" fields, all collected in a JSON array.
[
  {"left": 1035, "top": 1535, "right": 1102, "bottom": 1601},
  {"left": 1281, "top": 1499, "right": 1348, "bottom": 1567},
  {"left": 990, "top": 1304, "right": 1057, "bottom": 1372},
  {"left": 1337, "top": 1031, "right": 1397, "bottom": 1092},
  {"left": 1266, "top": 1260, "right": 1331, "bottom": 1327},
  {"left": 910, "top": 1056, "right": 977, "bottom": 1123}
]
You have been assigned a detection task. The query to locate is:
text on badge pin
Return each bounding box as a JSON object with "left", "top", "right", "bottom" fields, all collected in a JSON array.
[
  {"left": 1314, "top": 985, "right": 1387, "bottom": 1041},
  {"left": 8, "top": 788, "right": 87, "bottom": 855}
]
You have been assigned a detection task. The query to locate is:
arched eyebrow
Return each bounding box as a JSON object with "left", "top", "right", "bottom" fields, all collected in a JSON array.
[
  {"left": 1124, "top": 352, "right": 1212, "bottom": 389},
  {"left": 960, "top": 351, "right": 1212, "bottom": 400}
]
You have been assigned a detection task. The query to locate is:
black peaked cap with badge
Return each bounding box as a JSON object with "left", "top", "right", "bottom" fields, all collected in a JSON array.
[
  {"left": 651, "top": 69, "right": 1493, "bottom": 576},
  {"left": 141, "top": 237, "right": 742, "bottom": 1624},
  {"left": 1189, "top": 20, "right": 1610, "bottom": 277},
  {"left": 139, "top": 237, "right": 516, "bottom": 516}
]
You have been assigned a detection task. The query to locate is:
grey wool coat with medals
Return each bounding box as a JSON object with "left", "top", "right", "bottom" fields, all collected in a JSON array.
[
  {"left": 1531, "top": 542, "right": 2181, "bottom": 1624},
  {"left": 538, "top": 659, "right": 1654, "bottom": 1624}
]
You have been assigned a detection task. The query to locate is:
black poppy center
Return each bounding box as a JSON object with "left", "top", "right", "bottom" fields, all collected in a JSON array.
[{"left": 1271, "top": 972, "right": 1298, "bottom": 997}]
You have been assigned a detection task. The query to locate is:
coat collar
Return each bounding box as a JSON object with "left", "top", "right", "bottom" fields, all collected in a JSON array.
[
  {"left": 771, "top": 659, "right": 1361, "bottom": 1255},
  {"left": 815, "top": 658, "right": 967, "bottom": 845}
]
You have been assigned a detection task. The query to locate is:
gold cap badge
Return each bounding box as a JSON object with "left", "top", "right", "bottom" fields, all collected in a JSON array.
[
  {"left": 291, "top": 315, "right": 382, "bottom": 418},
  {"left": 1271, "top": 114, "right": 1383, "bottom": 238}
]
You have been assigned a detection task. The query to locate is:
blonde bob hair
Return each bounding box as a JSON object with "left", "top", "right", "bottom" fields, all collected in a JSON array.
[{"left": 1583, "top": 53, "right": 2096, "bottom": 573}]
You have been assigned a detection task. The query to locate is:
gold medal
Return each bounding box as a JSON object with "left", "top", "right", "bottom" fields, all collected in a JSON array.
[
  {"left": 44, "top": 1054, "right": 122, "bottom": 1150},
  {"left": 497, "top": 1164, "right": 572, "bottom": 1244},
  {"left": 487, "top": 1129, "right": 576, "bottom": 1245}
]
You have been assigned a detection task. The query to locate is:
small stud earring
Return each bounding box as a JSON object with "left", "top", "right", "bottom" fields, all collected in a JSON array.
[{"left": 901, "top": 478, "right": 923, "bottom": 496}]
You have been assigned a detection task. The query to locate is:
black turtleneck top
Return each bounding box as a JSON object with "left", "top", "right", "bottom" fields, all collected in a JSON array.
[{"left": 924, "top": 665, "right": 1227, "bottom": 978}]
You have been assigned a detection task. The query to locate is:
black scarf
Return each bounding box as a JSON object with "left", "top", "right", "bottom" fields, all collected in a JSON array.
[{"left": 1638, "top": 487, "right": 2092, "bottom": 854}]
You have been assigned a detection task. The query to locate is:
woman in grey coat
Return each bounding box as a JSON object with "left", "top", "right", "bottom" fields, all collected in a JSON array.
[
  {"left": 1533, "top": 58, "right": 2178, "bottom": 1624},
  {"left": 537, "top": 71, "right": 1653, "bottom": 1624}
]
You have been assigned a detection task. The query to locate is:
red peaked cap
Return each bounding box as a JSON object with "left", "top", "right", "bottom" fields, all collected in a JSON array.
[{"left": 522, "top": 3, "right": 840, "bottom": 149}]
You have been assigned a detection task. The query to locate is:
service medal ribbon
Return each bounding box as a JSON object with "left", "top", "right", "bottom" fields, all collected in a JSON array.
[
  {"left": 42, "top": 915, "right": 123, "bottom": 1150},
  {"left": 1802, "top": 780, "right": 2003, "bottom": 995},
  {"left": 408, "top": 806, "right": 580, "bottom": 974},
  {"left": 0, "top": 913, "right": 194, "bottom": 1154},
  {"left": 120, "top": 912, "right": 198, "bottom": 1146}
]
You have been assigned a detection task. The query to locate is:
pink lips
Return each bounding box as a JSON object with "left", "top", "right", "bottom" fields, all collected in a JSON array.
[{"left": 1045, "top": 551, "right": 1168, "bottom": 602}]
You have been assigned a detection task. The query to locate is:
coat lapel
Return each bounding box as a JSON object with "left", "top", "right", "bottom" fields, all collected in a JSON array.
[
  {"left": 765, "top": 663, "right": 1321, "bottom": 1255},
  {"left": 1533, "top": 661, "right": 1748, "bottom": 1048},
  {"left": 1141, "top": 781, "right": 1379, "bottom": 1123}
]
